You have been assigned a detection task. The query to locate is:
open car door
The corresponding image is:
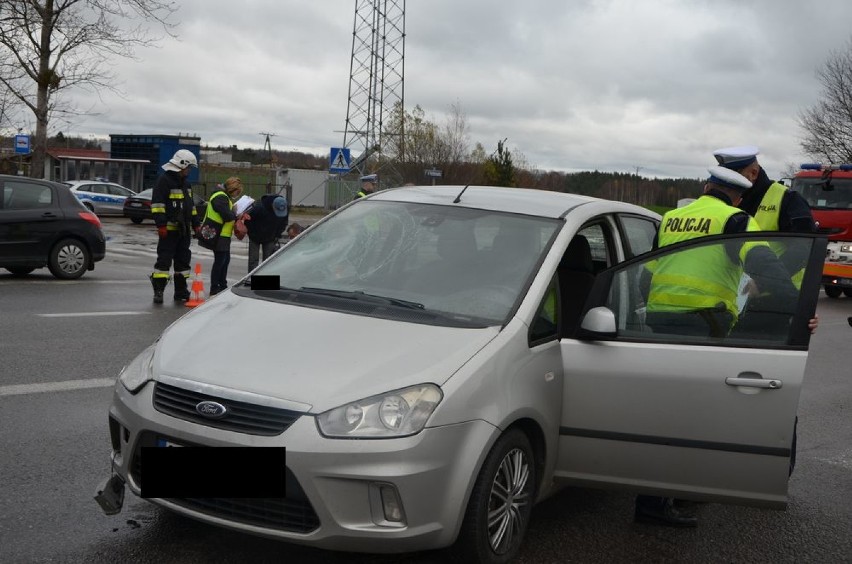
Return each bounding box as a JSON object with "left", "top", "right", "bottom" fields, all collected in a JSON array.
[{"left": 554, "top": 232, "right": 827, "bottom": 508}]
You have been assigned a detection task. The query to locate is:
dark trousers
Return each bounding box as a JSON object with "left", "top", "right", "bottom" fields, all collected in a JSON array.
[
  {"left": 210, "top": 250, "right": 231, "bottom": 293},
  {"left": 248, "top": 239, "right": 278, "bottom": 272},
  {"left": 154, "top": 232, "right": 192, "bottom": 275}
]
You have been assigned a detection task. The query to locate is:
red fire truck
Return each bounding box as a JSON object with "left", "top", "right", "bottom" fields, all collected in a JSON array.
[{"left": 788, "top": 163, "right": 852, "bottom": 298}]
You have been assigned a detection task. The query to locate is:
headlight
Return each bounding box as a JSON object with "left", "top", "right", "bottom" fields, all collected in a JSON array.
[
  {"left": 317, "top": 384, "right": 443, "bottom": 438},
  {"left": 118, "top": 344, "right": 156, "bottom": 393},
  {"left": 840, "top": 244, "right": 852, "bottom": 253}
]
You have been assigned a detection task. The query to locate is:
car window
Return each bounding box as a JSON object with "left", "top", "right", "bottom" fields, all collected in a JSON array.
[
  {"left": 108, "top": 185, "right": 133, "bottom": 196},
  {"left": 576, "top": 223, "right": 612, "bottom": 273},
  {"left": 595, "top": 234, "right": 823, "bottom": 348},
  {"left": 91, "top": 184, "right": 108, "bottom": 194},
  {"left": 529, "top": 276, "right": 559, "bottom": 344},
  {"left": 254, "top": 201, "right": 562, "bottom": 326},
  {"left": 3, "top": 181, "right": 53, "bottom": 209},
  {"left": 618, "top": 215, "right": 658, "bottom": 258}
]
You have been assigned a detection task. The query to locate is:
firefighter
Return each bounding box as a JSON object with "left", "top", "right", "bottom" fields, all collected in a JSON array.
[{"left": 149, "top": 149, "right": 201, "bottom": 304}]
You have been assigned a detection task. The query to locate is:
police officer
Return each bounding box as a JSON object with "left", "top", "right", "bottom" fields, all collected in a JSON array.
[
  {"left": 637, "top": 166, "right": 799, "bottom": 527},
  {"left": 150, "top": 149, "right": 200, "bottom": 304},
  {"left": 714, "top": 146, "right": 819, "bottom": 477},
  {"left": 354, "top": 174, "right": 377, "bottom": 199},
  {"left": 713, "top": 145, "right": 817, "bottom": 287}
]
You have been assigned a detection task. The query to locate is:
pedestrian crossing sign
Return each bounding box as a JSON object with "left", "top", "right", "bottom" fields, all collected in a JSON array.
[{"left": 329, "top": 147, "right": 351, "bottom": 174}]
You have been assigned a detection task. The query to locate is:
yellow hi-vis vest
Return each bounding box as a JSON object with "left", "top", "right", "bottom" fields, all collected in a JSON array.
[
  {"left": 754, "top": 182, "right": 804, "bottom": 289},
  {"left": 648, "top": 195, "right": 762, "bottom": 321},
  {"left": 204, "top": 191, "right": 235, "bottom": 237}
]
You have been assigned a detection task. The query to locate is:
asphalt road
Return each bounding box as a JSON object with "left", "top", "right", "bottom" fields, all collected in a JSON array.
[{"left": 1, "top": 217, "right": 851, "bottom": 563}]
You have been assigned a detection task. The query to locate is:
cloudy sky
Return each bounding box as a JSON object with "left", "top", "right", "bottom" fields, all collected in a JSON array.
[{"left": 58, "top": 0, "right": 852, "bottom": 180}]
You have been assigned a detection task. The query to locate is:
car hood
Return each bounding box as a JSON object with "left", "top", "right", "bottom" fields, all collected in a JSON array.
[{"left": 154, "top": 290, "right": 500, "bottom": 413}]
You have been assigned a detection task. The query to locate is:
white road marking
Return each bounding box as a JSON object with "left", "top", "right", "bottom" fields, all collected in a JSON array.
[
  {"left": 37, "top": 311, "right": 151, "bottom": 317},
  {"left": 0, "top": 378, "right": 116, "bottom": 397}
]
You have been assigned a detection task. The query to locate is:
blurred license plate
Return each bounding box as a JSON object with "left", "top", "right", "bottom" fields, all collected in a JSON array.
[
  {"left": 156, "top": 438, "right": 183, "bottom": 448},
  {"left": 130, "top": 202, "right": 142, "bottom": 207}
]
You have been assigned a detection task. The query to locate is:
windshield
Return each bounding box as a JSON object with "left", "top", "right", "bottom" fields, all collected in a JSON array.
[
  {"left": 790, "top": 177, "right": 852, "bottom": 210},
  {"left": 251, "top": 200, "right": 561, "bottom": 326}
]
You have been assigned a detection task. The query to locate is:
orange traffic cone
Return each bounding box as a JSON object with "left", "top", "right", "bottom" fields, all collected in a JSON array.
[{"left": 185, "top": 263, "right": 206, "bottom": 308}]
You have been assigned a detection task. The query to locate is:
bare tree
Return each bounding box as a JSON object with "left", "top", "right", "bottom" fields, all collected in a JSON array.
[
  {"left": 0, "top": 0, "right": 178, "bottom": 178},
  {"left": 0, "top": 86, "right": 22, "bottom": 132},
  {"left": 799, "top": 38, "right": 852, "bottom": 164}
]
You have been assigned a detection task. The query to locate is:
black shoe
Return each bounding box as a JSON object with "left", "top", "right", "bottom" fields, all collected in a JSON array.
[
  {"left": 174, "top": 293, "right": 190, "bottom": 302},
  {"left": 635, "top": 497, "right": 698, "bottom": 528},
  {"left": 153, "top": 293, "right": 164, "bottom": 304}
]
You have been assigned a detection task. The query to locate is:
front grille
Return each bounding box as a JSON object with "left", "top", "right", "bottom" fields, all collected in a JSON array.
[
  {"left": 153, "top": 382, "right": 301, "bottom": 436},
  {"left": 130, "top": 432, "right": 320, "bottom": 534},
  {"left": 170, "top": 496, "right": 320, "bottom": 533}
]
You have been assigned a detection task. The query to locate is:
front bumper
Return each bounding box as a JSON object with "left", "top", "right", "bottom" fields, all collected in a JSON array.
[{"left": 106, "top": 380, "right": 497, "bottom": 553}]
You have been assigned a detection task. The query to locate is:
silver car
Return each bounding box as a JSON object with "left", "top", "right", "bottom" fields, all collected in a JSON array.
[
  {"left": 65, "top": 180, "right": 135, "bottom": 215},
  {"left": 97, "top": 186, "right": 825, "bottom": 563}
]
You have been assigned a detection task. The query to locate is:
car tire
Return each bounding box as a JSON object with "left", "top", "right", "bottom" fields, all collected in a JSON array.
[
  {"left": 456, "top": 428, "right": 536, "bottom": 564},
  {"left": 48, "top": 238, "right": 90, "bottom": 280},
  {"left": 844, "top": 288, "right": 852, "bottom": 298},
  {"left": 130, "top": 217, "right": 143, "bottom": 224},
  {"left": 83, "top": 202, "right": 95, "bottom": 213},
  {"left": 5, "top": 267, "right": 36, "bottom": 276},
  {"left": 824, "top": 285, "right": 843, "bottom": 299}
]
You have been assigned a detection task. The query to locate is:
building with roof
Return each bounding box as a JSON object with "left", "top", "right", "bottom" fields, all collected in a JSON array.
[
  {"left": 44, "top": 147, "right": 149, "bottom": 191},
  {"left": 110, "top": 134, "right": 201, "bottom": 187}
]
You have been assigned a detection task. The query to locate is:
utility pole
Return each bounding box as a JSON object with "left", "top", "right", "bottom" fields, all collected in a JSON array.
[
  {"left": 342, "top": 0, "right": 406, "bottom": 178},
  {"left": 260, "top": 132, "right": 276, "bottom": 193}
]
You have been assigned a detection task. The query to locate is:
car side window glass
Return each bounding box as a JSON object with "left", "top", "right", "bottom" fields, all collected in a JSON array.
[
  {"left": 5, "top": 181, "right": 52, "bottom": 209},
  {"left": 92, "top": 184, "right": 107, "bottom": 194},
  {"left": 601, "top": 235, "right": 817, "bottom": 347},
  {"left": 557, "top": 221, "right": 615, "bottom": 337},
  {"left": 110, "top": 185, "right": 132, "bottom": 196},
  {"left": 529, "top": 276, "right": 558, "bottom": 345},
  {"left": 619, "top": 215, "right": 658, "bottom": 258}
]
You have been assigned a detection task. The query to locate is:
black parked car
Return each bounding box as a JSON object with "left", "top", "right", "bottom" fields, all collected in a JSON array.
[
  {"left": 123, "top": 188, "right": 207, "bottom": 224},
  {"left": 0, "top": 175, "right": 106, "bottom": 279}
]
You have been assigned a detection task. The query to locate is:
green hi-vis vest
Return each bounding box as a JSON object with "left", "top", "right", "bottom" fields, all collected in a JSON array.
[
  {"left": 648, "top": 195, "right": 762, "bottom": 321},
  {"left": 754, "top": 182, "right": 804, "bottom": 289},
  {"left": 204, "top": 191, "right": 235, "bottom": 237}
]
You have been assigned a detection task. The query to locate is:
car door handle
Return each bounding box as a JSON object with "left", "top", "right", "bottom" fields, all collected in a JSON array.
[
  {"left": 41, "top": 212, "right": 58, "bottom": 219},
  {"left": 725, "top": 376, "right": 782, "bottom": 389}
]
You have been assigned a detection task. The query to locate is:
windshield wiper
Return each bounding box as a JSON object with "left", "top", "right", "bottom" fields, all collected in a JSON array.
[{"left": 298, "top": 287, "right": 425, "bottom": 309}]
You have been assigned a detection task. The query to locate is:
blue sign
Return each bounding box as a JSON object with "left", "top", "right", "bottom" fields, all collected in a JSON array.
[
  {"left": 329, "top": 147, "right": 351, "bottom": 174},
  {"left": 14, "top": 134, "right": 30, "bottom": 154}
]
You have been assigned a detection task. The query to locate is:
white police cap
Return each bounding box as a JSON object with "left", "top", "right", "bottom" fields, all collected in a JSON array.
[
  {"left": 707, "top": 165, "right": 752, "bottom": 192},
  {"left": 360, "top": 174, "right": 377, "bottom": 183},
  {"left": 713, "top": 145, "right": 759, "bottom": 169}
]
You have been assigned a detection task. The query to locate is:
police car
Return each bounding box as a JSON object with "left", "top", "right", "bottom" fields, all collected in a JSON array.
[
  {"left": 97, "top": 185, "right": 826, "bottom": 563},
  {"left": 64, "top": 180, "right": 136, "bottom": 216}
]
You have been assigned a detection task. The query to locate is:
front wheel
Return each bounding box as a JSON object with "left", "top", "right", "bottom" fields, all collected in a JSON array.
[
  {"left": 844, "top": 288, "right": 852, "bottom": 298},
  {"left": 456, "top": 428, "right": 536, "bottom": 564},
  {"left": 824, "top": 285, "right": 843, "bottom": 299},
  {"left": 48, "top": 238, "right": 90, "bottom": 279},
  {"left": 130, "top": 217, "right": 143, "bottom": 224}
]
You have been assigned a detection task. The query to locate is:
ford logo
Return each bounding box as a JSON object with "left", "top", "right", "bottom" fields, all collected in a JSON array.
[{"left": 195, "top": 400, "right": 228, "bottom": 419}]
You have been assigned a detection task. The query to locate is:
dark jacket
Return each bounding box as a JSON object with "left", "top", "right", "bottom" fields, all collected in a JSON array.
[
  {"left": 246, "top": 194, "right": 289, "bottom": 244},
  {"left": 151, "top": 171, "right": 199, "bottom": 235}
]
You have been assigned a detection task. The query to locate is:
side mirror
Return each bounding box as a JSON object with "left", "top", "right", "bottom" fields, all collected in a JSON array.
[{"left": 577, "top": 306, "right": 617, "bottom": 339}]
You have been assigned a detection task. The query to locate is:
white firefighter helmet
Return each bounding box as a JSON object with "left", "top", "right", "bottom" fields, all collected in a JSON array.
[{"left": 162, "top": 149, "right": 198, "bottom": 172}]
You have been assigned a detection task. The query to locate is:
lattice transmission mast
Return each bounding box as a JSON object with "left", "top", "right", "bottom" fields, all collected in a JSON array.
[{"left": 342, "top": 0, "right": 406, "bottom": 176}]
